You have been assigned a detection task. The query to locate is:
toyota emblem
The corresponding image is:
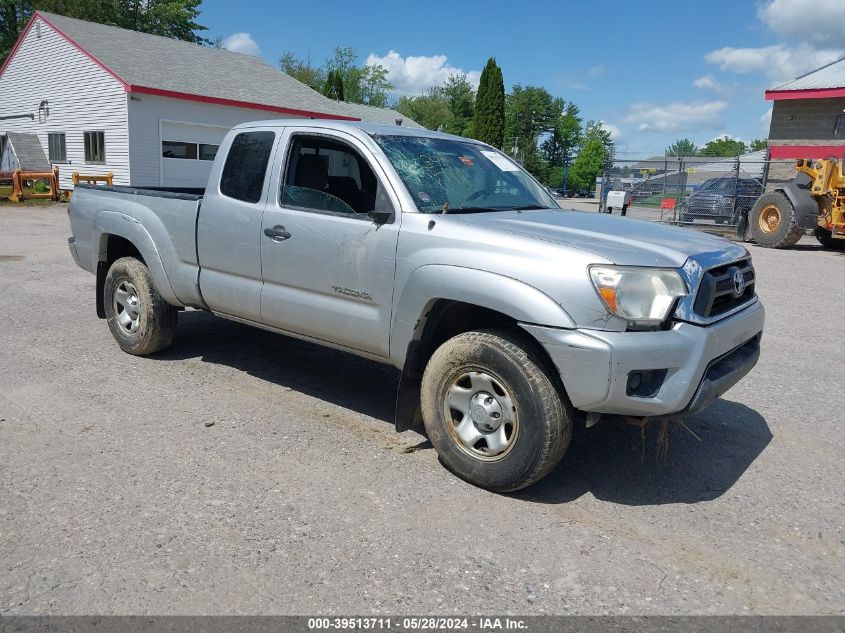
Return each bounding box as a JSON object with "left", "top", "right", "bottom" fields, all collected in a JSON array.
[{"left": 732, "top": 269, "right": 745, "bottom": 296}]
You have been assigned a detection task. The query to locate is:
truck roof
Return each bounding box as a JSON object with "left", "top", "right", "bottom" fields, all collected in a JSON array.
[{"left": 231, "top": 118, "right": 479, "bottom": 143}]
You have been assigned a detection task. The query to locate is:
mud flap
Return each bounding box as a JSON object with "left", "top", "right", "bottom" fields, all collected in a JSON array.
[
  {"left": 96, "top": 261, "right": 108, "bottom": 318},
  {"left": 394, "top": 340, "right": 424, "bottom": 432}
]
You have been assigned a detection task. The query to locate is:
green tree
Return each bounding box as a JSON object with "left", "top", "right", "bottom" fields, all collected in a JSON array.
[
  {"left": 441, "top": 73, "right": 475, "bottom": 136},
  {"left": 666, "top": 138, "right": 699, "bottom": 156},
  {"left": 503, "top": 85, "right": 560, "bottom": 179},
  {"left": 280, "top": 51, "right": 325, "bottom": 91},
  {"left": 2, "top": 0, "right": 208, "bottom": 62},
  {"left": 569, "top": 137, "right": 606, "bottom": 192},
  {"left": 541, "top": 102, "right": 582, "bottom": 168},
  {"left": 750, "top": 138, "right": 768, "bottom": 151},
  {"left": 324, "top": 47, "right": 393, "bottom": 107},
  {"left": 472, "top": 57, "right": 505, "bottom": 148},
  {"left": 582, "top": 120, "right": 614, "bottom": 159},
  {"left": 358, "top": 62, "right": 391, "bottom": 107},
  {"left": 395, "top": 88, "right": 451, "bottom": 131},
  {"left": 394, "top": 74, "right": 475, "bottom": 134},
  {"left": 322, "top": 69, "right": 344, "bottom": 100},
  {"left": 701, "top": 136, "right": 747, "bottom": 157}
]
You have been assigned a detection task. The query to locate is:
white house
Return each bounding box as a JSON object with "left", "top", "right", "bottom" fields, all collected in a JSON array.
[{"left": 0, "top": 11, "right": 420, "bottom": 189}]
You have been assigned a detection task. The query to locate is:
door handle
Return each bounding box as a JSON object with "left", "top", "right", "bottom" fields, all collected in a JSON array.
[{"left": 264, "top": 225, "right": 291, "bottom": 242}]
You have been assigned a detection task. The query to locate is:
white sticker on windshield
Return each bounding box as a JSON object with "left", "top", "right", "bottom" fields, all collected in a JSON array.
[{"left": 480, "top": 150, "right": 520, "bottom": 172}]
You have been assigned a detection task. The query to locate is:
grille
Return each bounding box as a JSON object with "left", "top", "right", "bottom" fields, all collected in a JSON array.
[{"left": 693, "top": 259, "right": 756, "bottom": 318}]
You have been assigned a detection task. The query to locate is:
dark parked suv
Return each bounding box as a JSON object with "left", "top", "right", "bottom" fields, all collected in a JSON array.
[{"left": 680, "top": 177, "right": 763, "bottom": 224}]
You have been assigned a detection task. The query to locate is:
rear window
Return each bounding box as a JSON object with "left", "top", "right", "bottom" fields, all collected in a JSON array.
[{"left": 220, "top": 131, "right": 275, "bottom": 203}]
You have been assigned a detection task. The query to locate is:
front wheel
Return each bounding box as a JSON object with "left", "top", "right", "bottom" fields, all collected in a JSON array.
[
  {"left": 103, "top": 257, "right": 178, "bottom": 355},
  {"left": 420, "top": 330, "right": 573, "bottom": 492},
  {"left": 749, "top": 191, "right": 804, "bottom": 248}
]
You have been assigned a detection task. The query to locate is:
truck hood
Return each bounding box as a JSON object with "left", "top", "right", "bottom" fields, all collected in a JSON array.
[{"left": 447, "top": 208, "right": 748, "bottom": 267}]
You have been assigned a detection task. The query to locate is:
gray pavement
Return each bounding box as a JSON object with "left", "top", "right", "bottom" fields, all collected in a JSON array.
[{"left": 1, "top": 204, "right": 843, "bottom": 615}]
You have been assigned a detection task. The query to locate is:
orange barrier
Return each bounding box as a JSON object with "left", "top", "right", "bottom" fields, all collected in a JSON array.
[
  {"left": 8, "top": 167, "right": 61, "bottom": 202},
  {"left": 71, "top": 171, "right": 113, "bottom": 186}
]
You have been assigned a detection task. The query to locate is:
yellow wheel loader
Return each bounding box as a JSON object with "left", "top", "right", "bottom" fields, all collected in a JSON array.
[{"left": 746, "top": 158, "right": 845, "bottom": 249}]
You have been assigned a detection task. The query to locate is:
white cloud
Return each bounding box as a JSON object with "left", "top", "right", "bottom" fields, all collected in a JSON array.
[
  {"left": 692, "top": 74, "right": 728, "bottom": 94},
  {"left": 759, "top": 107, "right": 773, "bottom": 130},
  {"left": 705, "top": 43, "right": 843, "bottom": 85},
  {"left": 623, "top": 100, "right": 728, "bottom": 133},
  {"left": 758, "top": 0, "right": 845, "bottom": 47},
  {"left": 565, "top": 81, "right": 589, "bottom": 91},
  {"left": 365, "top": 50, "right": 481, "bottom": 95},
  {"left": 586, "top": 65, "right": 605, "bottom": 78},
  {"left": 222, "top": 32, "right": 260, "bottom": 57},
  {"left": 599, "top": 120, "right": 621, "bottom": 139}
]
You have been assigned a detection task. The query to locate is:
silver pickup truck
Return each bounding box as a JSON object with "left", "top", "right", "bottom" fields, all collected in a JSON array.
[{"left": 68, "top": 120, "right": 764, "bottom": 491}]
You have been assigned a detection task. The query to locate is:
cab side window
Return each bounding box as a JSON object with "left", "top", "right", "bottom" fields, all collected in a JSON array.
[
  {"left": 281, "top": 135, "right": 380, "bottom": 216},
  {"left": 220, "top": 131, "right": 275, "bottom": 203}
]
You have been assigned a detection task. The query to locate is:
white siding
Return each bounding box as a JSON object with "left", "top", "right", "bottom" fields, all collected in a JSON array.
[
  {"left": 127, "top": 94, "right": 306, "bottom": 187},
  {"left": 0, "top": 18, "right": 129, "bottom": 189}
]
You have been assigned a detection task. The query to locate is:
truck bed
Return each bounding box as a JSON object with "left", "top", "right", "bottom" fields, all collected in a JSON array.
[
  {"left": 75, "top": 183, "right": 205, "bottom": 200},
  {"left": 68, "top": 183, "right": 206, "bottom": 310}
]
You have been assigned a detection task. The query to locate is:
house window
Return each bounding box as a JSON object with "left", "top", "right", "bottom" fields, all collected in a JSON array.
[
  {"left": 162, "top": 141, "right": 220, "bottom": 161},
  {"left": 48, "top": 133, "right": 66, "bottom": 162},
  {"left": 162, "top": 140, "right": 197, "bottom": 159},
  {"left": 84, "top": 131, "right": 105, "bottom": 163},
  {"left": 199, "top": 143, "right": 219, "bottom": 161},
  {"left": 0, "top": 135, "right": 7, "bottom": 160}
]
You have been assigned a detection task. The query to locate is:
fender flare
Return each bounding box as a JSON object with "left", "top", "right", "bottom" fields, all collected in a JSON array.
[
  {"left": 390, "top": 265, "right": 576, "bottom": 431},
  {"left": 775, "top": 173, "right": 819, "bottom": 230},
  {"left": 92, "top": 211, "right": 181, "bottom": 306},
  {"left": 390, "top": 264, "right": 576, "bottom": 366}
]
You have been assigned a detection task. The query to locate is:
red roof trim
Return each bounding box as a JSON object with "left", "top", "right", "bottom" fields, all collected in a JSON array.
[
  {"left": 35, "top": 11, "right": 130, "bottom": 87},
  {"left": 769, "top": 144, "right": 845, "bottom": 159},
  {"left": 127, "top": 85, "right": 360, "bottom": 120},
  {"left": 765, "top": 87, "right": 845, "bottom": 101},
  {"left": 1, "top": 11, "right": 359, "bottom": 122}
]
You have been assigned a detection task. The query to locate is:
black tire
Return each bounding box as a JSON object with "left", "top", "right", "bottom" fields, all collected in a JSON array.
[
  {"left": 420, "top": 329, "right": 573, "bottom": 492},
  {"left": 103, "top": 257, "right": 178, "bottom": 355},
  {"left": 749, "top": 191, "right": 804, "bottom": 248},
  {"left": 814, "top": 226, "right": 845, "bottom": 250}
]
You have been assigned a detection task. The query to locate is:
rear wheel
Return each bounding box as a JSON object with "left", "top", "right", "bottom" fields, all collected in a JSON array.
[
  {"left": 814, "top": 226, "right": 845, "bottom": 250},
  {"left": 750, "top": 191, "right": 804, "bottom": 248},
  {"left": 104, "top": 257, "right": 178, "bottom": 355},
  {"left": 420, "top": 330, "right": 573, "bottom": 492}
]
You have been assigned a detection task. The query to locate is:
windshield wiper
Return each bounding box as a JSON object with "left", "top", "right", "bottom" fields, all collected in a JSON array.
[
  {"left": 441, "top": 206, "right": 508, "bottom": 214},
  {"left": 438, "top": 204, "right": 549, "bottom": 214}
]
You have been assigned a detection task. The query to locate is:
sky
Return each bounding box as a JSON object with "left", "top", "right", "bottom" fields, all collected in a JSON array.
[{"left": 202, "top": 0, "right": 845, "bottom": 157}]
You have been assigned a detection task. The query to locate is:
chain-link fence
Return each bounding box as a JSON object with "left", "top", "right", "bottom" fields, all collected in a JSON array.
[{"left": 596, "top": 155, "right": 797, "bottom": 235}]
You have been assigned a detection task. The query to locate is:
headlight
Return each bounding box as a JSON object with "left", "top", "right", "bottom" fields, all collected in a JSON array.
[{"left": 589, "top": 265, "right": 687, "bottom": 329}]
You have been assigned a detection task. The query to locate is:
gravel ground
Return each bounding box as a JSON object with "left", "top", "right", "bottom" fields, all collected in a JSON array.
[{"left": 1, "top": 204, "right": 843, "bottom": 615}]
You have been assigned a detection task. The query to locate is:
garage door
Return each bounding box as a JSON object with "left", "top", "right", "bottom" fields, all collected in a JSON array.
[{"left": 160, "top": 122, "right": 228, "bottom": 188}]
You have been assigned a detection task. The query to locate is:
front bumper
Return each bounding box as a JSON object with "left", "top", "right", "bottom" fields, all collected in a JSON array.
[{"left": 522, "top": 299, "right": 765, "bottom": 417}]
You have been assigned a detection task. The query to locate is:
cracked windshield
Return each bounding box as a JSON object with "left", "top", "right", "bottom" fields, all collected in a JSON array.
[{"left": 372, "top": 134, "right": 557, "bottom": 214}]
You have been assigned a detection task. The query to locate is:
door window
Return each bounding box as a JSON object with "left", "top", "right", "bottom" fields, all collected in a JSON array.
[
  {"left": 281, "top": 135, "right": 381, "bottom": 216},
  {"left": 220, "top": 131, "right": 275, "bottom": 203}
]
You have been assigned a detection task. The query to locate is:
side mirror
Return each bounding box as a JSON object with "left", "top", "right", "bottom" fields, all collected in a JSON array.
[
  {"left": 369, "top": 182, "right": 395, "bottom": 224},
  {"left": 368, "top": 209, "right": 393, "bottom": 224}
]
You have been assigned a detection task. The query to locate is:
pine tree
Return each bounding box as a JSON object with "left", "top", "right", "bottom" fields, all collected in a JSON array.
[
  {"left": 323, "top": 70, "right": 337, "bottom": 98},
  {"left": 333, "top": 69, "right": 345, "bottom": 101},
  {"left": 472, "top": 57, "right": 505, "bottom": 148}
]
